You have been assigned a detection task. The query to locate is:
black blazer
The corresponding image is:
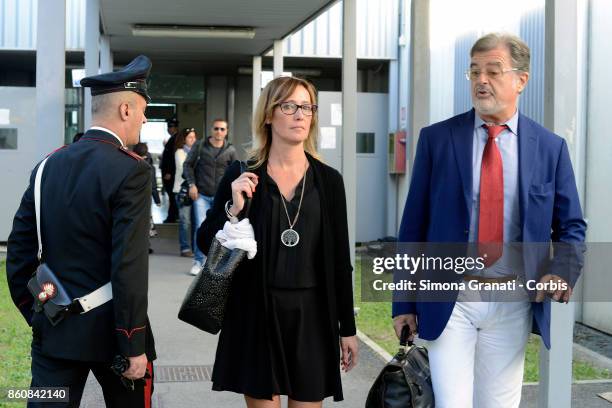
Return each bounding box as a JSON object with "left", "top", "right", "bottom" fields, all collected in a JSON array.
[
  {"left": 6, "top": 129, "right": 156, "bottom": 362},
  {"left": 197, "top": 153, "right": 355, "bottom": 401}
]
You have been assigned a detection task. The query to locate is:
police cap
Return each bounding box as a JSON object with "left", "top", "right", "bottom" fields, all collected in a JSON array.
[{"left": 80, "top": 55, "right": 152, "bottom": 103}]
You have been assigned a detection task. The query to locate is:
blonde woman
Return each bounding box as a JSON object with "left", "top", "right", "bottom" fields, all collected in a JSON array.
[{"left": 198, "top": 76, "right": 358, "bottom": 407}]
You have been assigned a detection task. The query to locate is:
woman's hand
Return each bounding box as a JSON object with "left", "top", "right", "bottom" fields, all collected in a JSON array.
[
  {"left": 340, "top": 336, "right": 359, "bottom": 372},
  {"left": 229, "top": 172, "right": 258, "bottom": 215}
]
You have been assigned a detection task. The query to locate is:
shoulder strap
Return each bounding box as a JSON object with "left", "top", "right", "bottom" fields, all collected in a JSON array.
[
  {"left": 193, "top": 138, "right": 205, "bottom": 168},
  {"left": 34, "top": 157, "right": 50, "bottom": 262},
  {"left": 198, "top": 138, "right": 206, "bottom": 159}
]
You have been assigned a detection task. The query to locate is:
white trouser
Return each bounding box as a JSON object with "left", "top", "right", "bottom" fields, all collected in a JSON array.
[{"left": 427, "top": 289, "right": 532, "bottom": 408}]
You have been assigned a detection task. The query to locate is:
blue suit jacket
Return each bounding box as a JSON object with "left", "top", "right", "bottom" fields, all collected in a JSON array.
[{"left": 392, "top": 109, "right": 586, "bottom": 349}]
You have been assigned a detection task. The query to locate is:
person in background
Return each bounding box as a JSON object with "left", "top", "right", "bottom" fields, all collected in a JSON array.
[
  {"left": 134, "top": 142, "right": 161, "bottom": 254},
  {"left": 72, "top": 132, "right": 84, "bottom": 143},
  {"left": 173, "top": 128, "right": 197, "bottom": 257},
  {"left": 133, "top": 142, "right": 161, "bottom": 206},
  {"left": 183, "top": 119, "right": 237, "bottom": 275},
  {"left": 160, "top": 117, "right": 180, "bottom": 223}
]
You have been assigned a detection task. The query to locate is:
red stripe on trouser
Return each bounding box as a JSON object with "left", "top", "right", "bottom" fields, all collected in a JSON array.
[{"left": 144, "top": 362, "right": 152, "bottom": 408}]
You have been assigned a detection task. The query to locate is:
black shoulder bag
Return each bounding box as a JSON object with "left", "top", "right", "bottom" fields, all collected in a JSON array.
[
  {"left": 178, "top": 162, "right": 252, "bottom": 334},
  {"left": 365, "top": 326, "right": 434, "bottom": 408}
]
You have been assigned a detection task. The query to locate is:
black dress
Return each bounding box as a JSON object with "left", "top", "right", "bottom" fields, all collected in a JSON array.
[
  {"left": 201, "top": 156, "right": 356, "bottom": 402},
  {"left": 265, "top": 167, "right": 334, "bottom": 401}
]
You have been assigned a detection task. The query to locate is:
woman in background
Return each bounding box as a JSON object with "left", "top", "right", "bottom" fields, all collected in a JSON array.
[
  {"left": 173, "top": 128, "right": 197, "bottom": 257},
  {"left": 199, "top": 76, "right": 358, "bottom": 408}
]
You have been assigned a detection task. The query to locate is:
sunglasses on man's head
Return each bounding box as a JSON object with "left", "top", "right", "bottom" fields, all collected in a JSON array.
[
  {"left": 184, "top": 128, "right": 195, "bottom": 132},
  {"left": 213, "top": 127, "right": 226, "bottom": 131}
]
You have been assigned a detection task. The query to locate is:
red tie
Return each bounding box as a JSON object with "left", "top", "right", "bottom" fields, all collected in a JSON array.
[{"left": 478, "top": 124, "right": 506, "bottom": 267}]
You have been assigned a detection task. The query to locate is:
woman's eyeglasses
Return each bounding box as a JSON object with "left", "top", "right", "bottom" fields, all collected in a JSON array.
[{"left": 278, "top": 102, "right": 318, "bottom": 116}]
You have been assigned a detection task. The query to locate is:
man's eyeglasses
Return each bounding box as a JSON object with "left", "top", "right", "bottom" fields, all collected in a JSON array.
[
  {"left": 278, "top": 102, "right": 318, "bottom": 116},
  {"left": 465, "top": 67, "right": 520, "bottom": 81},
  {"left": 213, "top": 127, "right": 226, "bottom": 131}
]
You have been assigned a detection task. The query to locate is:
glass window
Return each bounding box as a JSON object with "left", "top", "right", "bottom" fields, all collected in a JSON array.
[
  {"left": 0, "top": 128, "right": 18, "bottom": 150},
  {"left": 357, "top": 132, "right": 375, "bottom": 154}
]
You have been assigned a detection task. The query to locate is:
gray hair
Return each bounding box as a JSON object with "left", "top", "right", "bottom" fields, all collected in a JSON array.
[
  {"left": 92, "top": 92, "right": 136, "bottom": 117},
  {"left": 470, "top": 33, "right": 530, "bottom": 73},
  {"left": 91, "top": 93, "right": 114, "bottom": 116}
]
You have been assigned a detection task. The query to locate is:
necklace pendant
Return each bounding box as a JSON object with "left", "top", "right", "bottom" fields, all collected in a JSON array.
[{"left": 281, "top": 228, "right": 300, "bottom": 247}]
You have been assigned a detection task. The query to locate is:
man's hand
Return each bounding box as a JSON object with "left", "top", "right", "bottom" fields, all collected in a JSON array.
[
  {"left": 535, "top": 274, "right": 572, "bottom": 303},
  {"left": 340, "top": 336, "right": 359, "bottom": 372},
  {"left": 393, "top": 314, "right": 418, "bottom": 342},
  {"left": 188, "top": 185, "right": 199, "bottom": 201},
  {"left": 123, "top": 354, "right": 148, "bottom": 380},
  {"left": 163, "top": 173, "right": 171, "bottom": 181}
]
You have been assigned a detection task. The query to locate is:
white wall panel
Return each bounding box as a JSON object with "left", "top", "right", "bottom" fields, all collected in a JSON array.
[{"left": 0, "top": 0, "right": 84, "bottom": 50}]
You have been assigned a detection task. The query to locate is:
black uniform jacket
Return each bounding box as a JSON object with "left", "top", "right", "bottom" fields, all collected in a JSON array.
[
  {"left": 6, "top": 129, "right": 156, "bottom": 362},
  {"left": 197, "top": 154, "right": 356, "bottom": 401}
]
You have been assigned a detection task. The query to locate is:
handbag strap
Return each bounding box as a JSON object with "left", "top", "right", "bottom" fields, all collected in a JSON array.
[
  {"left": 34, "top": 157, "right": 50, "bottom": 262},
  {"left": 399, "top": 325, "right": 413, "bottom": 348},
  {"left": 239, "top": 161, "right": 252, "bottom": 218}
]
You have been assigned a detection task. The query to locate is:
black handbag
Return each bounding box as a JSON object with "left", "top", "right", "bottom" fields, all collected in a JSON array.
[
  {"left": 177, "top": 180, "right": 192, "bottom": 206},
  {"left": 178, "top": 162, "right": 252, "bottom": 334},
  {"left": 365, "top": 326, "right": 435, "bottom": 408}
]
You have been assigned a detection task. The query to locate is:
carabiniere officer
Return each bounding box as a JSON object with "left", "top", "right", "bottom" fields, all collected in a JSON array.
[{"left": 6, "top": 55, "right": 157, "bottom": 407}]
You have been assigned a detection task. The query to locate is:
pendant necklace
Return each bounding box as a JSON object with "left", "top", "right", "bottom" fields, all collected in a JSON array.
[{"left": 278, "top": 165, "right": 307, "bottom": 247}]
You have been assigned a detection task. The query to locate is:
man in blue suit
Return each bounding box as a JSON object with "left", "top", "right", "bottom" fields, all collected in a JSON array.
[{"left": 392, "top": 33, "right": 586, "bottom": 407}]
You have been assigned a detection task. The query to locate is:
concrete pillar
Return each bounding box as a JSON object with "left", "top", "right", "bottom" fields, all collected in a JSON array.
[
  {"left": 342, "top": 0, "right": 357, "bottom": 267},
  {"left": 410, "top": 0, "right": 430, "bottom": 156},
  {"left": 399, "top": 0, "right": 412, "bottom": 132},
  {"left": 100, "top": 35, "right": 113, "bottom": 73},
  {"left": 227, "top": 77, "right": 236, "bottom": 139},
  {"left": 387, "top": 59, "right": 400, "bottom": 236},
  {"left": 390, "top": 0, "right": 413, "bottom": 235},
  {"left": 84, "top": 0, "right": 100, "bottom": 129},
  {"left": 539, "top": 0, "right": 579, "bottom": 406},
  {"left": 36, "top": 0, "right": 66, "bottom": 156},
  {"left": 252, "top": 56, "right": 262, "bottom": 142},
  {"left": 398, "top": 0, "right": 430, "bottom": 224},
  {"left": 273, "top": 40, "right": 284, "bottom": 78}
]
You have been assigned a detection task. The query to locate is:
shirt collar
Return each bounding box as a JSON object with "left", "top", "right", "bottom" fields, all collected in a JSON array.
[
  {"left": 474, "top": 109, "right": 519, "bottom": 135},
  {"left": 89, "top": 126, "right": 125, "bottom": 147}
]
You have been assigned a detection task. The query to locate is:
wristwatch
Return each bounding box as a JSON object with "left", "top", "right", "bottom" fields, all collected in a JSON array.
[{"left": 225, "top": 200, "right": 239, "bottom": 224}]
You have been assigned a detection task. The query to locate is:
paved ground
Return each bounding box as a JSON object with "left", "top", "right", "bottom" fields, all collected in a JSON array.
[
  {"left": 576, "top": 323, "right": 612, "bottom": 361},
  {"left": 521, "top": 382, "right": 612, "bottom": 407},
  {"left": 68, "top": 234, "right": 612, "bottom": 407},
  {"left": 80, "top": 235, "right": 382, "bottom": 407}
]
